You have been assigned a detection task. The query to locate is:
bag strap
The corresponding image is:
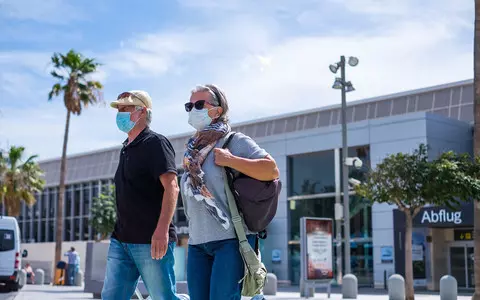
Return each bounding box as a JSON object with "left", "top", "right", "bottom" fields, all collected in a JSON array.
[
  {"left": 221, "top": 132, "right": 261, "bottom": 269},
  {"left": 222, "top": 131, "right": 236, "bottom": 149},
  {"left": 221, "top": 132, "right": 247, "bottom": 244}
]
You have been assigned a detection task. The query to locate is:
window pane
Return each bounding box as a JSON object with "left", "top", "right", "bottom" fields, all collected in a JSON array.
[
  {"left": 288, "top": 150, "right": 335, "bottom": 196},
  {"left": 33, "top": 195, "right": 40, "bottom": 219},
  {"left": 39, "top": 220, "right": 46, "bottom": 242},
  {"left": 42, "top": 192, "right": 48, "bottom": 218},
  {"left": 460, "top": 104, "right": 474, "bottom": 123},
  {"left": 49, "top": 189, "right": 56, "bottom": 218},
  {"left": 407, "top": 96, "right": 416, "bottom": 112},
  {"left": 461, "top": 85, "right": 473, "bottom": 104},
  {"left": 376, "top": 100, "right": 391, "bottom": 118},
  {"left": 434, "top": 89, "right": 450, "bottom": 108},
  {"left": 451, "top": 87, "right": 461, "bottom": 105},
  {"left": 83, "top": 217, "right": 90, "bottom": 241},
  {"left": 304, "top": 113, "right": 318, "bottom": 129},
  {"left": 92, "top": 183, "right": 99, "bottom": 200},
  {"left": 18, "top": 203, "right": 25, "bottom": 221},
  {"left": 66, "top": 189, "right": 72, "bottom": 218},
  {"left": 318, "top": 111, "right": 331, "bottom": 127},
  {"left": 354, "top": 104, "right": 367, "bottom": 122},
  {"left": 74, "top": 218, "right": 80, "bottom": 241},
  {"left": 0, "top": 229, "right": 15, "bottom": 251},
  {"left": 450, "top": 106, "right": 459, "bottom": 120},
  {"left": 18, "top": 222, "right": 24, "bottom": 242},
  {"left": 391, "top": 97, "right": 407, "bottom": 116},
  {"left": 288, "top": 197, "right": 336, "bottom": 241},
  {"left": 31, "top": 220, "right": 37, "bottom": 242},
  {"left": 83, "top": 185, "right": 91, "bottom": 217},
  {"left": 64, "top": 218, "right": 72, "bottom": 241},
  {"left": 417, "top": 93, "right": 433, "bottom": 111},
  {"left": 48, "top": 220, "right": 55, "bottom": 242},
  {"left": 367, "top": 103, "right": 376, "bottom": 119},
  {"left": 74, "top": 189, "right": 81, "bottom": 217}
]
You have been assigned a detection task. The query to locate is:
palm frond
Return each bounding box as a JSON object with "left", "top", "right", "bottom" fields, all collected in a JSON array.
[
  {"left": 0, "top": 146, "right": 44, "bottom": 216},
  {"left": 48, "top": 83, "right": 63, "bottom": 101}
]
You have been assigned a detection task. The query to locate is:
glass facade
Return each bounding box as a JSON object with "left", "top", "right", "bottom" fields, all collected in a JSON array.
[
  {"left": 15, "top": 171, "right": 187, "bottom": 243},
  {"left": 287, "top": 146, "right": 373, "bottom": 286}
]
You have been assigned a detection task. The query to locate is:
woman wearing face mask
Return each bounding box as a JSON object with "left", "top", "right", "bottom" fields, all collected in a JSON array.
[{"left": 180, "top": 84, "right": 279, "bottom": 300}]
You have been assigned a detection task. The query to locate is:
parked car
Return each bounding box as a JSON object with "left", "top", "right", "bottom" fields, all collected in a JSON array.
[{"left": 0, "top": 216, "right": 28, "bottom": 292}]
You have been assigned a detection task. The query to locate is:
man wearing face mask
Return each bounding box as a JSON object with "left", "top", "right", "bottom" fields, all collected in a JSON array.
[{"left": 102, "top": 91, "right": 188, "bottom": 300}]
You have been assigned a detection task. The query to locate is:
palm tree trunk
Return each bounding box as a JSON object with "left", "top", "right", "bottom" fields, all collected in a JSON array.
[
  {"left": 54, "top": 110, "right": 70, "bottom": 266},
  {"left": 474, "top": 1, "right": 480, "bottom": 299},
  {"left": 404, "top": 212, "right": 415, "bottom": 300}
]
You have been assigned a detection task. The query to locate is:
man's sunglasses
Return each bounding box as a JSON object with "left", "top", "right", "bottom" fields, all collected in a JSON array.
[
  {"left": 184, "top": 100, "right": 215, "bottom": 112},
  {"left": 117, "top": 92, "right": 147, "bottom": 107}
]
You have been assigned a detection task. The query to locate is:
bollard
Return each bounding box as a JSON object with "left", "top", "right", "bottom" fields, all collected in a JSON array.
[
  {"left": 35, "top": 268, "right": 45, "bottom": 285},
  {"left": 300, "top": 280, "right": 315, "bottom": 298},
  {"left": 388, "top": 274, "right": 405, "bottom": 300},
  {"left": 440, "top": 275, "right": 457, "bottom": 300},
  {"left": 342, "top": 274, "right": 358, "bottom": 299},
  {"left": 18, "top": 269, "right": 27, "bottom": 288},
  {"left": 75, "top": 270, "right": 84, "bottom": 286},
  {"left": 264, "top": 273, "right": 277, "bottom": 295}
]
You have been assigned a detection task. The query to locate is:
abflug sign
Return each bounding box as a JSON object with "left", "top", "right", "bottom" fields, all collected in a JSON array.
[
  {"left": 412, "top": 204, "right": 473, "bottom": 227},
  {"left": 420, "top": 209, "right": 462, "bottom": 225}
]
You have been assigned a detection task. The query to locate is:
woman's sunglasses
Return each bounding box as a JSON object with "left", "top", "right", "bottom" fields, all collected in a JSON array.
[{"left": 184, "top": 100, "right": 214, "bottom": 112}]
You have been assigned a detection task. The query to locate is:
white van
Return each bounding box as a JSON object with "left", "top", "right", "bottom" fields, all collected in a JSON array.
[{"left": 0, "top": 216, "right": 27, "bottom": 291}]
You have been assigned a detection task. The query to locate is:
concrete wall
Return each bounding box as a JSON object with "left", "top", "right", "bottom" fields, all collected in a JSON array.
[
  {"left": 368, "top": 114, "right": 429, "bottom": 288},
  {"left": 20, "top": 241, "right": 88, "bottom": 283}
]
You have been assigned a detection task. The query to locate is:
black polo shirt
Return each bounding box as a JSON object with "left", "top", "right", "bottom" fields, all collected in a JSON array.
[{"left": 112, "top": 127, "right": 177, "bottom": 244}]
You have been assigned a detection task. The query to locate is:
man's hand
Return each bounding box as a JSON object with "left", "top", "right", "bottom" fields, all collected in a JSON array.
[
  {"left": 214, "top": 148, "right": 235, "bottom": 167},
  {"left": 151, "top": 228, "right": 169, "bottom": 260}
]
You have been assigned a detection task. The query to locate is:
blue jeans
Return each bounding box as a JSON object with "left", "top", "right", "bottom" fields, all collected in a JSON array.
[
  {"left": 101, "top": 238, "right": 180, "bottom": 300},
  {"left": 66, "top": 264, "right": 77, "bottom": 286},
  {"left": 187, "top": 235, "right": 256, "bottom": 300}
]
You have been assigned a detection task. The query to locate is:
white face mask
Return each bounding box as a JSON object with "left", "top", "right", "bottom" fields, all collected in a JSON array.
[{"left": 188, "top": 108, "right": 214, "bottom": 131}]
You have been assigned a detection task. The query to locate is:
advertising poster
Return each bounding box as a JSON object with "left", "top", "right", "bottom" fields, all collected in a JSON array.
[
  {"left": 412, "top": 231, "right": 426, "bottom": 286},
  {"left": 304, "top": 218, "right": 333, "bottom": 281}
]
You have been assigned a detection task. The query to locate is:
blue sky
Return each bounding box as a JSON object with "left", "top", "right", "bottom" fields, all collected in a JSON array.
[{"left": 0, "top": 0, "right": 474, "bottom": 160}]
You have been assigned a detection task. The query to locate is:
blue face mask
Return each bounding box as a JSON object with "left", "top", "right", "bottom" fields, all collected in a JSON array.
[{"left": 116, "top": 112, "right": 136, "bottom": 133}]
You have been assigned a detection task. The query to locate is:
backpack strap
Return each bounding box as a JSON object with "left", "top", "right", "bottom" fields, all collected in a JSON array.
[
  {"left": 222, "top": 131, "right": 236, "bottom": 149},
  {"left": 222, "top": 131, "right": 236, "bottom": 177}
]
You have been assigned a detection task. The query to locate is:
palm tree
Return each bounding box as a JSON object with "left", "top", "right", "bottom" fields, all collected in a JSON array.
[
  {"left": 474, "top": 1, "right": 480, "bottom": 299},
  {"left": 0, "top": 146, "right": 45, "bottom": 216},
  {"left": 48, "top": 49, "right": 103, "bottom": 266}
]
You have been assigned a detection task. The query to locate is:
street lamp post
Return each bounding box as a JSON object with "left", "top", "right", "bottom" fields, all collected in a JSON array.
[{"left": 330, "top": 55, "right": 358, "bottom": 276}]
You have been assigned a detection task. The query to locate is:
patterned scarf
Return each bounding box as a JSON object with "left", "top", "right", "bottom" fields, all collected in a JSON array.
[{"left": 183, "top": 122, "right": 231, "bottom": 230}]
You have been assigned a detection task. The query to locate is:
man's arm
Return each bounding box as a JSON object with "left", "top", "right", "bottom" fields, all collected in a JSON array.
[
  {"left": 151, "top": 172, "right": 179, "bottom": 259},
  {"left": 149, "top": 136, "right": 178, "bottom": 260},
  {"left": 158, "top": 172, "right": 179, "bottom": 235}
]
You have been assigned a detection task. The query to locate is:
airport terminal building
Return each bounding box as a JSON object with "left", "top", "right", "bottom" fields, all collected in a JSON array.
[{"left": 4, "top": 79, "right": 475, "bottom": 290}]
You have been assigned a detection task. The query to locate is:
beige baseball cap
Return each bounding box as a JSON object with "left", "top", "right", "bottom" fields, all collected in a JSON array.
[{"left": 110, "top": 90, "right": 153, "bottom": 109}]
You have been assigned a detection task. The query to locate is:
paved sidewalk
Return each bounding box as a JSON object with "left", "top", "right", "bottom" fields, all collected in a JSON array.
[{"left": 0, "top": 285, "right": 475, "bottom": 300}]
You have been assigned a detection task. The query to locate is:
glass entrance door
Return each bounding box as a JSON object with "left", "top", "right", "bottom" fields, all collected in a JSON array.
[
  {"left": 450, "top": 247, "right": 467, "bottom": 288},
  {"left": 449, "top": 246, "right": 474, "bottom": 288},
  {"left": 467, "top": 247, "right": 475, "bottom": 288}
]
